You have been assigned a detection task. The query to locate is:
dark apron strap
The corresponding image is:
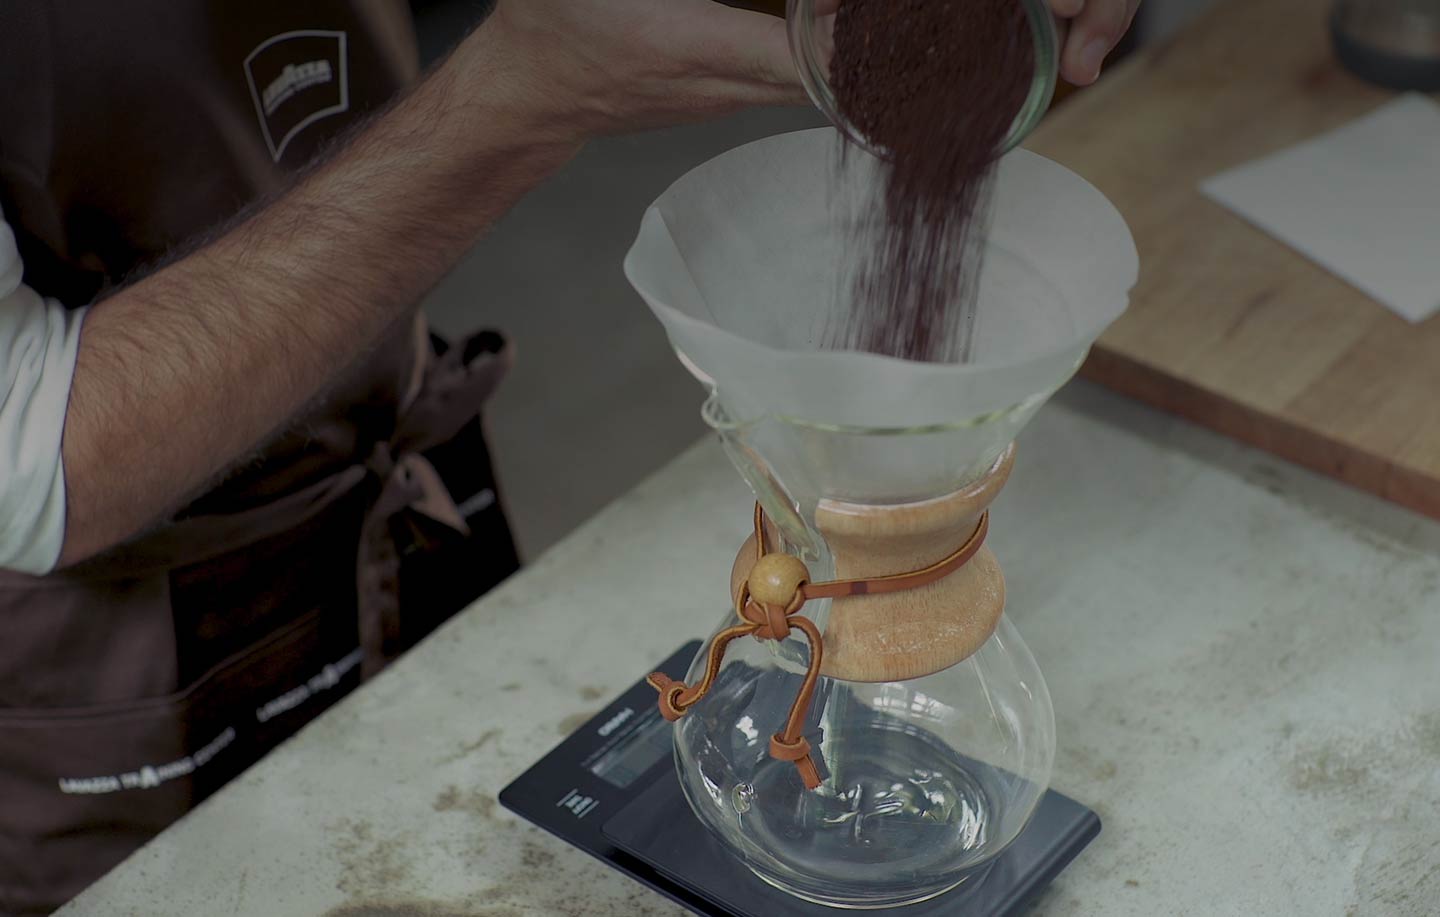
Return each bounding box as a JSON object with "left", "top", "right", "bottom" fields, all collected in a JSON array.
[{"left": 357, "top": 330, "right": 512, "bottom": 677}]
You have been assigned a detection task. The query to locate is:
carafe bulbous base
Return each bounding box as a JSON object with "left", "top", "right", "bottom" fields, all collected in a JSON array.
[{"left": 673, "top": 611, "right": 1054, "bottom": 909}]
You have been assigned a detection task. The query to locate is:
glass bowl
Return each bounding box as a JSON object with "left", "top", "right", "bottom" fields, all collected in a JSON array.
[{"left": 786, "top": 0, "right": 1061, "bottom": 158}]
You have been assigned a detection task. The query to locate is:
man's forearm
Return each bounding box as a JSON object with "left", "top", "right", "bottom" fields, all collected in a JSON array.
[{"left": 58, "top": 29, "right": 578, "bottom": 567}]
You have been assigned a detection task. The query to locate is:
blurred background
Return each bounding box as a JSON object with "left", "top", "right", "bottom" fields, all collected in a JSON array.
[{"left": 411, "top": 0, "right": 1221, "bottom": 559}]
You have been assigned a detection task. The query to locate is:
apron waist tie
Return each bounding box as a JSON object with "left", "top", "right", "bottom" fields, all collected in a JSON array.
[{"left": 355, "top": 328, "right": 512, "bottom": 679}]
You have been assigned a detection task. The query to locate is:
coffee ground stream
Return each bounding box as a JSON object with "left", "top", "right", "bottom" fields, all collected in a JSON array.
[{"left": 829, "top": 0, "right": 1035, "bottom": 363}]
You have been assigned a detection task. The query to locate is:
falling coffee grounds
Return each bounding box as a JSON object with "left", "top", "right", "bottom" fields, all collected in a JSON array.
[{"left": 829, "top": 0, "right": 1035, "bottom": 363}]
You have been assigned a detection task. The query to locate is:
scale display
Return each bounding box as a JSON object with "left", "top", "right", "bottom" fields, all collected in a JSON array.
[
  {"left": 587, "top": 711, "right": 674, "bottom": 789},
  {"left": 500, "top": 641, "right": 1100, "bottom": 917}
]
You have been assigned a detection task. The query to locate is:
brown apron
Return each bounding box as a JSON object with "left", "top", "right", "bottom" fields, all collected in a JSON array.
[{"left": 0, "top": 3, "right": 519, "bottom": 913}]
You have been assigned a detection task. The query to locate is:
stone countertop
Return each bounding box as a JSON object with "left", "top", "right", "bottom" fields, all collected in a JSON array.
[{"left": 57, "top": 381, "right": 1440, "bottom": 917}]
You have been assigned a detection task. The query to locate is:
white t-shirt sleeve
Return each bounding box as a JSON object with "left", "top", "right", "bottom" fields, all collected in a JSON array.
[{"left": 0, "top": 207, "right": 85, "bottom": 575}]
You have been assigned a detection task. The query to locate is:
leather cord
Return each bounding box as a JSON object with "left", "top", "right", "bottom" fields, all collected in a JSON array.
[{"left": 648, "top": 502, "right": 989, "bottom": 791}]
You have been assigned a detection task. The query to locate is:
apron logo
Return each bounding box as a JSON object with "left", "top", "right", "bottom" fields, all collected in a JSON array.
[
  {"left": 263, "top": 60, "right": 334, "bottom": 114},
  {"left": 244, "top": 30, "right": 350, "bottom": 162},
  {"left": 57, "top": 728, "right": 237, "bottom": 795},
  {"left": 255, "top": 647, "right": 364, "bottom": 723},
  {"left": 52, "top": 646, "right": 364, "bottom": 795}
]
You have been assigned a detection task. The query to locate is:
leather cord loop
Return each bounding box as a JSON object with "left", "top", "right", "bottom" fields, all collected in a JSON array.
[
  {"left": 648, "top": 503, "right": 989, "bottom": 792},
  {"left": 740, "top": 592, "right": 795, "bottom": 642}
]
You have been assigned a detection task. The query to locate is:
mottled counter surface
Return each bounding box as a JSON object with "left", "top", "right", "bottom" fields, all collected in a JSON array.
[{"left": 59, "top": 382, "right": 1440, "bottom": 917}]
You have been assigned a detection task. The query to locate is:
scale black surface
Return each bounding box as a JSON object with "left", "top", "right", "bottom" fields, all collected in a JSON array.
[{"left": 500, "top": 641, "right": 1100, "bottom": 917}]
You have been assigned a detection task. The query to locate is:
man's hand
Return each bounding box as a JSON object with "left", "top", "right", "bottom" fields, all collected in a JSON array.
[
  {"left": 479, "top": 0, "right": 807, "bottom": 137},
  {"left": 808, "top": 0, "right": 1140, "bottom": 93},
  {"left": 1050, "top": 0, "right": 1142, "bottom": 85}
]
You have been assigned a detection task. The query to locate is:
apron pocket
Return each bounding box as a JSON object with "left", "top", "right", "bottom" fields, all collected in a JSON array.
[{"left": 0, "top": 606, "right": 360, "bottom": 916}]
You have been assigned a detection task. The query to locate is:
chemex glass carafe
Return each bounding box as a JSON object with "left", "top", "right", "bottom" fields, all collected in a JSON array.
[{"left": 623, "top": 128, "right": 1137, "bottom": 909}]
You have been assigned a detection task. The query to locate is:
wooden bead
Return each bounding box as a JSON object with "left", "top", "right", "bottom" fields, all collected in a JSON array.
[{"left": 748, "top": 553, "right": 810, "bottom": 607}]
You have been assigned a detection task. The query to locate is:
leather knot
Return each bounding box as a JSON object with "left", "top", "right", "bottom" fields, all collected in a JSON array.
[
  {"left": 743, "top": 598, "right": 794, "bottom": 642},
  {"left": 769, "top": 734, "right": 822, "bottom": 790},
  {"left": 742, "top": 552, "right": 811, "bottom": 642},
  {"left": 647, "top": 673, "right": 688, "bottom": 722},
  {"left": 768, "top": 733, "right": 811, "bottom": 761}
]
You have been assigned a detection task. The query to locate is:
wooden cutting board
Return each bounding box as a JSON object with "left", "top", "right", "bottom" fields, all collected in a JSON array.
[{"left": 1027, "top": 0, "right": 1440, "bottom": 521}]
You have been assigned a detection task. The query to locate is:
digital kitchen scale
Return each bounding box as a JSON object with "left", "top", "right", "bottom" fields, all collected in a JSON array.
[{"left": 500, "top": 641, "right": 1100, "bottom": 916}]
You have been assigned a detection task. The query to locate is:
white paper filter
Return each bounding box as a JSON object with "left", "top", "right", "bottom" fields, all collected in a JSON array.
[{"left": 624, "top": 128, "right": 1138, "bottom": 430}]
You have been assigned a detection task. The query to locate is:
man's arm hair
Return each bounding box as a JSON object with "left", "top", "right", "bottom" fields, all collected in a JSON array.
[
  {"left": 54, "top": 0, "right": 807, "bottom": 569},
  {"left": 58, "top": 29, "right": 577, "bottom": 567}
]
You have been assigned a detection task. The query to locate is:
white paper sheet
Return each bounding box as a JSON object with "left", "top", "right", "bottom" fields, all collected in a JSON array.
[{"left": 1202, "top": 93, "right": 1440, "bottom": 323}]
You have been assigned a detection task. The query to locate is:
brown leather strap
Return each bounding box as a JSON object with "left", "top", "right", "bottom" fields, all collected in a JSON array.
[
  {"left": 801, "top": 511, "right": 989, "bottom": 600},
  {"left": 648, "top": 502, "right": 989, "bottom": 791}
]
